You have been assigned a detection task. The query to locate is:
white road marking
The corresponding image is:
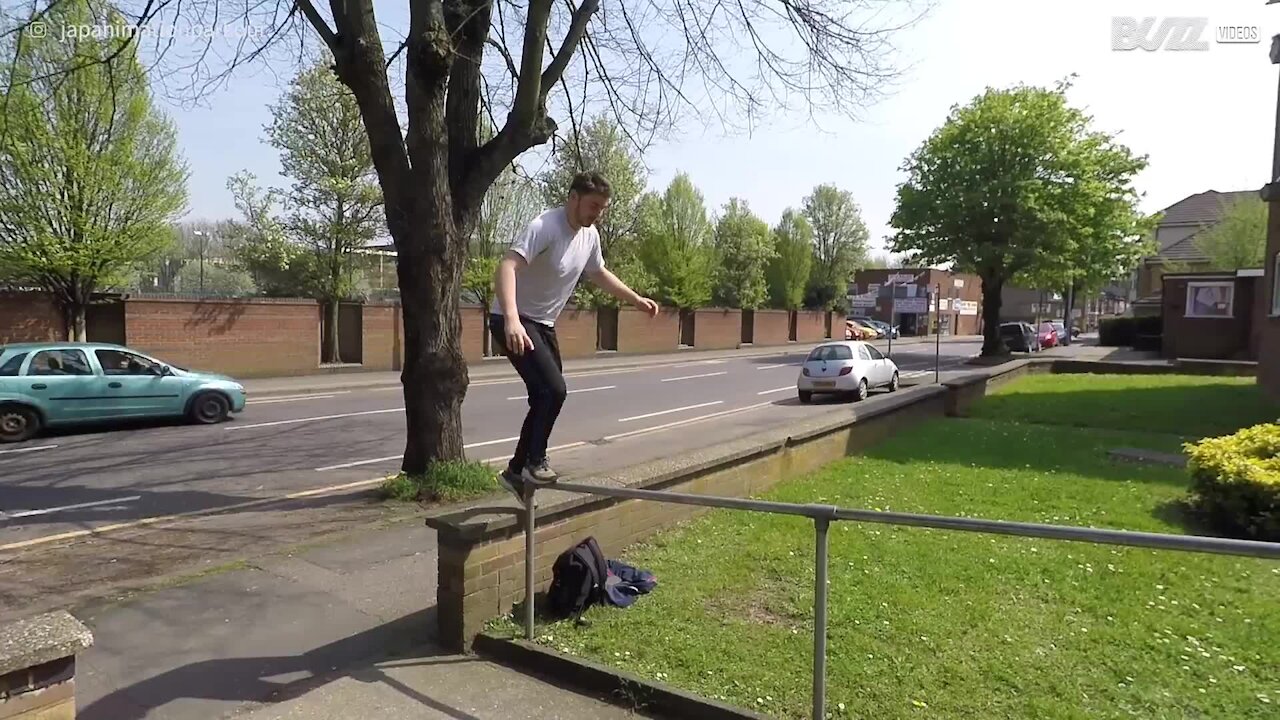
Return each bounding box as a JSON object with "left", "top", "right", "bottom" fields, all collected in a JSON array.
[
  {"left": 672, "top": 359, "right": 727, "bottom": 368},
  {"left": 508, "top": 385, "right": 616, "bottom": 401},
  {"left": 604, "top": 401, "right": 773, "bottom": 442},
  {"left": 756, "top": 363, "right": 792, "bottom": 370},
  {"left": 227, "top": 407, "right": 403, "bottom": 431},
  {"left": 0, "top": 445, "right": 58, "bottom": 456},
  {"left": 4, "top": 495, "right": 142, "bottom": 519},
  {"left": 660, "top": 371, "right": 727, "bottom": 383},
  {"left": 314, "top": 435, "right": 521, "bottom": 471},
  {"left": 617, "top": 401, "right": 723, "bottom": 423},
  {"left": 757, "top": 386, "right": 794, "bottom": 395},
  {"left": 247, "top": 393, "right": 341, "bottom": 405},
  {"left": 481, "top": 441, "right": 587, "bottom": 464}
]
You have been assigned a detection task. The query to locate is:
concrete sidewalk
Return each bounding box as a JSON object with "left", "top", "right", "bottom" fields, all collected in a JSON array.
[
  {"left": 244, "top": 335, "right": 982, "bottom": 397},
  {"left": 72, "top": 515, "right": 653, "bottom": 720}
]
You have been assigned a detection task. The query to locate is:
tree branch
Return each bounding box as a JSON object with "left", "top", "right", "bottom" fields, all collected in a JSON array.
[
  {"left": 485, "top": 37, "right": 518, "bottom": 83},
  {"left": 295, "top": 0, "right": 339, "bottom": 51},
  {"left": 539, "top": 0, "right": 599, "bottom": 103}
]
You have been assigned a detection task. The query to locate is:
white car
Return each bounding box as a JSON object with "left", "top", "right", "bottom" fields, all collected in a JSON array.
[{"left": 796, "top": 340, "right": 900, "bottom": 403}]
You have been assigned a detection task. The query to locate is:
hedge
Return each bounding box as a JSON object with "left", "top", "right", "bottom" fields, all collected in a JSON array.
[
  {"left": 1098, "top": 315, "right": 1162, "bottom": 347},
  {"left": 1183, "top": 422, "right": 1280, "bottom": 542}
]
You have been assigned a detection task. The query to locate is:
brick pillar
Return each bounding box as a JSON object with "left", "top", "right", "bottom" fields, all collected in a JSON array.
[{"left": 0, "top": 611, "right": 93, "bottom": 720}]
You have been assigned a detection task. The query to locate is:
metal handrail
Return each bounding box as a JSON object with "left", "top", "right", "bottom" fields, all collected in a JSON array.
[{"left": 519, "top": 481, "right": 1280, "bottom": 720}]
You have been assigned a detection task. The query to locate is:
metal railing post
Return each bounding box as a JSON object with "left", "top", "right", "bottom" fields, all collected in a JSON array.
[
  {"left": 524, "top": 483, "right": 536, "bottom": 640},
  {"left": 812, "top": 515, "right": 830, "bottom": 720}
]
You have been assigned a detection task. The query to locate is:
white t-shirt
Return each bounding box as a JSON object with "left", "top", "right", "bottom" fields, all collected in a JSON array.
[{"left": 490, "top": 207, "right": 604, "bottom": 326}]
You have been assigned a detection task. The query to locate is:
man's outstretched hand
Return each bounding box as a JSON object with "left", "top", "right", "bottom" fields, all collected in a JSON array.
[{"left": 634, "top": 296, "right": 660, "bottom": 318}]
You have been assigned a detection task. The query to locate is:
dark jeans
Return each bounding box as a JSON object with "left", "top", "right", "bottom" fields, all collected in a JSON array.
[{"left": 489, "top": 313, "right": 567, "bottom": 472}]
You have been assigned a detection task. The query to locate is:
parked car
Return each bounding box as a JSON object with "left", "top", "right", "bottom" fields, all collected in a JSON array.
[
  {"left": 844, "top": 319, "right": 878, "bottom": 341},
  {"left": 852, "top": 317, "right": 899, "bottom": 340},
  {"left": 1049, "top": 321, "right": 1069, "bottom": 344},
  {"left": 999, "top": 322, "right": 1040, "bottom": 353},
  {"left": 0, "top": 342, "right": 247, "bottom": 443},
  {"left": 1037, "top": 322, "right": 1059, "bottom": 349},
  {"left": 797, "top": 340, "right": 899, "bottom": 403}
]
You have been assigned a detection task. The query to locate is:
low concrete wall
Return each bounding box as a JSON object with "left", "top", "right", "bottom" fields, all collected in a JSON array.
[
  {"left": 0, "top": 611, "right": 93, "bottom": 720},
  {"left": 426, "top": 385, "right": 948, "bottom": 651}
]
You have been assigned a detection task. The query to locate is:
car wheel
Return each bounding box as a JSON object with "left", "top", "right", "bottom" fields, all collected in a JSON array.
[
  {"left": 0, "top": 404, "right": 41, "bottom": 443},
  {"left": 888, "top": 372, "right": 899, "bottom": 392},
  {"left": 798, "top": 390, "right": 812, "bottom": 404},
  {"left": 854, "top": 378, "right": 868, "bottom": 402},
  {"left": 189, "top": 392, "right": 230, "bottom": 425}
]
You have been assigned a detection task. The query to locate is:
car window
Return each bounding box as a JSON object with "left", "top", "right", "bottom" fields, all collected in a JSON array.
[
  {"left": 0, "top": 352, "right": 28, "bottom": 376},
  {"left": 808, "top": 345, "right": 853, "bottom": 361},
  {"left": 96, "top": 349, "right": 160, "bottom": 376},
  {"left": 27, "top": 349, "right": 93, "bottom": 376},
  {"left": 857, "top": 346, "right": 872, "bottom": 361},
  {"left": 866, "top": 345, "right": 885, "bottom": 360}
]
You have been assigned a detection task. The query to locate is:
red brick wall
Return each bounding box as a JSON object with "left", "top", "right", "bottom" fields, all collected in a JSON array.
[
  {"left": 796, "top": 311, "right": 828, "bottom": 343},
  {"left": 460, "top": 306, "right": 487, "bottom": 363},
  {"left": 694, "top": 309, "right": 742, "bottom": 350},
  {"left": 1161, "top": 276, "right": 1256, "bottom": 361},
  {"left": 618, "top": 307, "right": 680, "bottom": 354},
  {"left": 0, "top": 292, "right": 61, "bottom": 343},
  {"left": 553, "top": 308, "right": 598, "bottom": 359},
  {"left": 362, "top": 303, "right": 401, "bottom": 371},
  {"left": 755, "top": 310, "right": 792, "bottom": 345},
  {"left": 125, "top": 298, "right": 321, "bottom": 378}
]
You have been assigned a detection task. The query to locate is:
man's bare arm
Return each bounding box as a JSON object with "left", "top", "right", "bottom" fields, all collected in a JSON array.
[
  {"left": 494, "top": 251, "right": 535, "bottom": 353},
  {"left": 587, "top": 267, "right": 659, "bottom": 317}
]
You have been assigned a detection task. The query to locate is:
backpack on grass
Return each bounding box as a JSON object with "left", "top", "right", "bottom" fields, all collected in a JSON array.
[{"left": 546, "top": 536, "right": 609, "bottom": 624}]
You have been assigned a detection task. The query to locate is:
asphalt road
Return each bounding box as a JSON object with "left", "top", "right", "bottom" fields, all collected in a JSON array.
[{"left": 0, "top": 340, "right": 982, "bottom": 548}]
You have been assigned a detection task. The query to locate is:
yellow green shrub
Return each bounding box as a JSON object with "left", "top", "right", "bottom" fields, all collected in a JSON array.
[{"left": 1182, "top": 421, "right": 1280, "bottom": 541}]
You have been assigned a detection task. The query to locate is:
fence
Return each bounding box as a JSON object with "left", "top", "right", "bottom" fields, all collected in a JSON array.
[{"left": 514, "top": 481, "right": 1280, "bottom": 720}]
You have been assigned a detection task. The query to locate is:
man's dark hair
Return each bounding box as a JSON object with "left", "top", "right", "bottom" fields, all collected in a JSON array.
[{"left": 569, "top": 171, "right": 611, "bottom": 198}]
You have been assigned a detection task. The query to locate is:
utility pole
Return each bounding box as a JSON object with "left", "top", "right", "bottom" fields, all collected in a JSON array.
[{"left": 934, "top": 283, "right": 941, "bottom": 383}]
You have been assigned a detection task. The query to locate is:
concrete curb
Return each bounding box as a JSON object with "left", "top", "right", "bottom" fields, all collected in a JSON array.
[{"left": 474, "top": 634, "right": 770, "bottom": 720}]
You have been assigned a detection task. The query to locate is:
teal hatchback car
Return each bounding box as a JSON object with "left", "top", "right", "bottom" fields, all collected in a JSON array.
[{"left": 0, "top": 342, "right": 246, "bottom": 443}]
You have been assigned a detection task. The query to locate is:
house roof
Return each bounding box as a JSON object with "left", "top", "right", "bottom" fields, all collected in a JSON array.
[
  {"left": 1156, "top": 190, "right": 1256, "bottom": 226},
  {"left": 1154, "top": 231, "right": 1210, "bottom": 262}
]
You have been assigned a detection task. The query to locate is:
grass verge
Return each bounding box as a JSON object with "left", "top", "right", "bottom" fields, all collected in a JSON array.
[
  {"left": 971, "top": 373, "right": 1278, "bottom": 438},
  {"left": 492, "top": 399, "right": 1279, "bottom": 718},
  {"left": 380, "top": 459, "right": 498, "bottom": 502}
]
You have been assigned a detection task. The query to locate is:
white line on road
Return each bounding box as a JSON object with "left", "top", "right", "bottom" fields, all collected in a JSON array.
[
  {"left": 671, "top": 359, "right": 727, "bottom": 368},
  {"left": 660, "top": 371, "right": 727, "bottom": 382},
  {"left": 0, "top": 445, "right": 58, "bottom": 456},
  {"left": 755, "top": 363, "right": 793, "bottom": 370},
  {"left": 481, "top": 441, "right": 587, "bottom": 464},
  {"left": 314, "top": 435, "right": 521, "bottom": 471},
  {"left": 617, "top": 401, "right": 723, "bottom": 423},
  {"left": 227, "top": 407, "right": 403, "bottom": 431},
  {"left": 757, "top": 386, "right": 794, "bottom": 395},
  {"left": 508, "top": 385, "right": 616, "bottom": 401},
  {"left": 247, "top": 393, "right": 339, "bottom": 405},
  {"left": 604, "top": 401, "right": 773, "bottom": 442},
  {"left": 4, "top": 495, "right": 142, "bottom": 519}
]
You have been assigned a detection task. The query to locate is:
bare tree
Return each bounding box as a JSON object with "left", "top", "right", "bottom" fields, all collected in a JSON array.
[{"left": 1, "top": 0, "right": 930, "bottom": 475}]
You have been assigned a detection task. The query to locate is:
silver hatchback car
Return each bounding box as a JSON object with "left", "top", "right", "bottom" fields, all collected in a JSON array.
[{"left": 796, "top": 341, "right": 900, "bottom": 403}]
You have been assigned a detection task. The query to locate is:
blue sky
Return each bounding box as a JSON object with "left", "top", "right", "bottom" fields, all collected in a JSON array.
[{"left": 160, "top": 0, "right": 1277, "bottom": 255}]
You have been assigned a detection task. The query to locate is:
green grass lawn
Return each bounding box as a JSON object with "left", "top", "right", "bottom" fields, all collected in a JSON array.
[
  {"left": 970, "top": 373, "right": 1278, "bottom": 439},
  {"left": 492, "top": 378, "right": 1280, "bottom": 719}
]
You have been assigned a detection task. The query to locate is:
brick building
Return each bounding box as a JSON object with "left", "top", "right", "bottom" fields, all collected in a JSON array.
[
  {"left": 1260, "top": 197, "right": 1280, "bottom": 399},
  {"left": 1160, "top": 270, "right": 1267, "bottom": 361},
  {"left": 848, "top": 268, "right": 984, "bottom": 336}
]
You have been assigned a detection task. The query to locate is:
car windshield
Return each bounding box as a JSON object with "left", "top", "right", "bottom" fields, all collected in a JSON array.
[{"left": 808, "top": 345, "right": 854, "bottom": 361}]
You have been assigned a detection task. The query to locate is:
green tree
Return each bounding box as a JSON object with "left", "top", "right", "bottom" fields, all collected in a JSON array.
[
  {"left": 711, "top": 198, "right": 775, "bottom": 308},
  {"left": 889, "top": 79, "right": 1149, "bottom": 356},
  {"left": 264, "top": 58, "right": 385, "bottom": 363},
  {"left": 1195, "top": 196, "right": 1267, "bottom": 270},
  {"left": 802, "top": 184, "right": 868, "bottom": 309},
  {"left": 539, "top": 116, "right": 652, "bottom": 308},
  {"left": 638, "top": 174, "right": 716, "bottom": 309},
  {"left": 767, "top": 210, "right": 814, "bottom": 310},
  {"left": 0, "top": 1, "right": 188, "bottom": 340},
  {"left": 465, "top": 162, "right": 542, "bottom": 353}
]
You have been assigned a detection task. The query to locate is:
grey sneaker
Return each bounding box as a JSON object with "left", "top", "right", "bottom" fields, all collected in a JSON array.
[
  {"left": 498, "top": 467, "right": 525, "bottom": 500},
  {"left": 522, "top": 459, "right": 558, "bottom": 485}
]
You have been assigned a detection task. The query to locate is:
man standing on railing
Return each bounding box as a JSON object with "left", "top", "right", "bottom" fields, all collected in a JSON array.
[{"left": 490, "top": 171, "right": 660, "bottom": 498}]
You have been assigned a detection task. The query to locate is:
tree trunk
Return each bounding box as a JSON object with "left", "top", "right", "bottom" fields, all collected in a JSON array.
[
  {"left": 66, "top": 304, "right": 87, "bottom": 342},
  {"left": 979, "top": 273, "right": 1005, "bottom": 356},
  {"left": 1062, "top": 281, "right": 1077, "bottom": 346},
  {"left": 397, "top": 220, "right": 469, "bottom": 476},
  {"left": 323, "top": 299, "right": 340, "bottom": 364}
]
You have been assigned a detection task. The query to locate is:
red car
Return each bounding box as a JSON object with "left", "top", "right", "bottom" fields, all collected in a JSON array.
[{"left": 1037, "top": 322, "right": 1059, "bottom": 349}]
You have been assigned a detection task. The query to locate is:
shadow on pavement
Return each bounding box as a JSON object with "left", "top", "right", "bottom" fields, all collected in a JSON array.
[{"left": 77, "top": 608, "right": 463, "bottom": 720}]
